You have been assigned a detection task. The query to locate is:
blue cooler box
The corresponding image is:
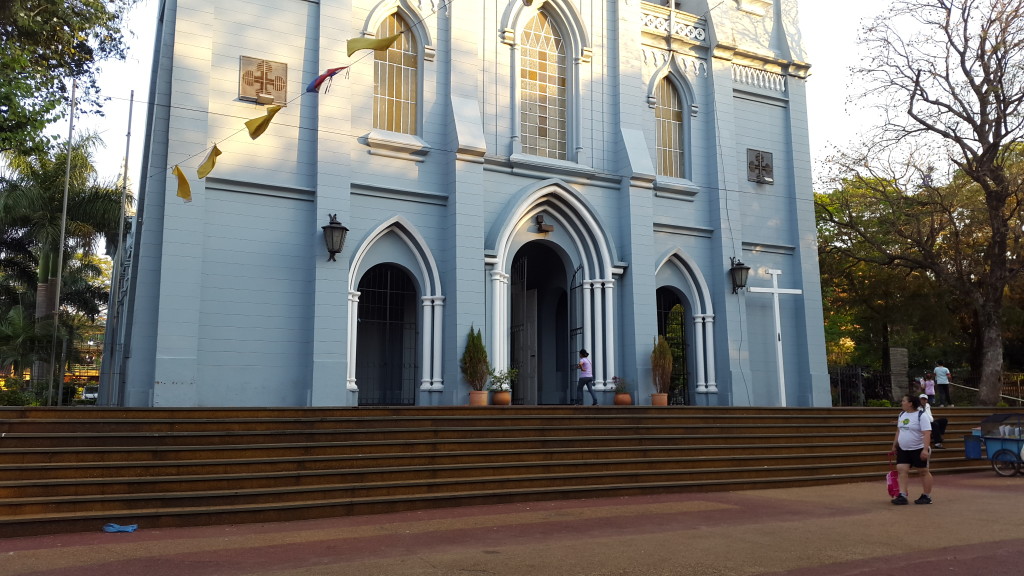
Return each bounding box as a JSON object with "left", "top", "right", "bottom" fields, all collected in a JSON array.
[{"left": 963, "top": 435, "right": 983, "bottom": 459}]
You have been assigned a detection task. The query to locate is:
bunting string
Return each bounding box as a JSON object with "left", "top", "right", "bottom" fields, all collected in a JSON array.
[{"left": 164, "top": 0, "right": 451, "bottom": 200}]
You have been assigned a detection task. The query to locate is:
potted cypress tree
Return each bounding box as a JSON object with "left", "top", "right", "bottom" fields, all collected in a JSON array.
[
  {"left": 460, "top": 326, "right": 489, "bottom": 405},
  {"left": 651, "top": 335, "right": 673, "bottom": 406}
]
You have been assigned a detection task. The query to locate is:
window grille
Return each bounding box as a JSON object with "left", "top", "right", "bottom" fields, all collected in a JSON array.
[
  {"left": 655, "top": 79, "right": 684, "bottom": 178},
  {"left": 374, "top": 14, "right": 418, "bottom": 134},
  {"left": 520, "top": 11, "right": 567, "bottom": 159}
]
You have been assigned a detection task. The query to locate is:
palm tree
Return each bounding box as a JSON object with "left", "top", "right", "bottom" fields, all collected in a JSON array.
[
  {"left": 0, "top": 132, "right": 129, "bottom": 389},
  {"left": 58, "top": 254, "right": 110, "bottom": 321},
  {"left": 0, "top": 306, "right": 47, "bottom": 385},
  {"left": 0, "top": 227, "right": 37, "bottom": 317}
]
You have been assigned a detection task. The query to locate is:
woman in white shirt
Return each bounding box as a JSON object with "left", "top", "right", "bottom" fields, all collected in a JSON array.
[{"left": 890, "top": 395, "right": 933, "bottom": 505}]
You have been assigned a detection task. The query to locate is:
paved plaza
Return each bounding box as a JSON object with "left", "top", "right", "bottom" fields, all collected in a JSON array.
[{"left": 2, "top": 471, "right": 1023, "bottom": 576}]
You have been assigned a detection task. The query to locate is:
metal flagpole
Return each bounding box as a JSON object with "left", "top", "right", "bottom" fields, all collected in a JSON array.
[
  {"left": 101, "top": 90, "right": 134, "bottom": 406},
  {"left": 47, "top": 78, "right": 77, "bottom": 406}
]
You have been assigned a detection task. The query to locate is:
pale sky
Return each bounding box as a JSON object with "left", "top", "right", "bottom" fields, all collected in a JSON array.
[{"left": 73, "top": 0, "right": 893, "bottom": 196}]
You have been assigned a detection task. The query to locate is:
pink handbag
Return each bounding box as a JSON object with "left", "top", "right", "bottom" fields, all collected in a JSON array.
[{"left": 886, "top": 452, "right": 900, "bottom": 497}]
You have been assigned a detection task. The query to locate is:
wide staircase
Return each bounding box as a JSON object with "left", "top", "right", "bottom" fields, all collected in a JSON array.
[{"left": 0, "top": 406, "right": 1006, "bottom": 538}]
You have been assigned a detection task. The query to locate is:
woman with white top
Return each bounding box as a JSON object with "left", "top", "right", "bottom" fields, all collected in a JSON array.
[{"left": 890, "top": 394, "right": 933, "bottom": 505}]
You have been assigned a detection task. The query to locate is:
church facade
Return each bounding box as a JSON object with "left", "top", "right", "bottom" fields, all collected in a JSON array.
[{"left": 102, "top": 0, "right": 830, "bottom": 407}]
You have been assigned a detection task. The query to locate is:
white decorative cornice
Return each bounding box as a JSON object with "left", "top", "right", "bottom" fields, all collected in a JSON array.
[
  {"left": 732, "top": 64, "right": 786, "bottom": 92},
  {"left": 640, "top": 4, "right": 707, "bottom": 46},
  {"left": 642, "top": 47, "right": 669, "bottom": 68},
  {"left": 641, "top": 48, "right": 707, "bottom": 78},
  {"left": 676, "top": 54, "right": 707, "bottom": 77}
]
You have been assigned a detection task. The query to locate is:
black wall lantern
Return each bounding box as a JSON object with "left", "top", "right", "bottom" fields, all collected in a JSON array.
[
  {"left": 322, "top": 214, "right": 349, "bottom": 262},
  {"left": 730, "top": 257, "right": 751, "bottom": 293}
]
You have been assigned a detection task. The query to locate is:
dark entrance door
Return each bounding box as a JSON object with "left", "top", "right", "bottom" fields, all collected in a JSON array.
[
  {"left": 510, "top": 243, "right": 569, "bottom": 404},
  {"left": 567, "top": 264, "right": 583, "bottom": 404},
  {"left": 356, "top": 264, "right": 418, "bottom": 406},
  {"left": 656, "top": 287, "right": 689, "bottom": 405}
]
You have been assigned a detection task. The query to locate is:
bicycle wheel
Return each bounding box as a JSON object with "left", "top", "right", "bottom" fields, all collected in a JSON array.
[{"left": 991, "top": 449, "right": 1020, "bottom": 477}]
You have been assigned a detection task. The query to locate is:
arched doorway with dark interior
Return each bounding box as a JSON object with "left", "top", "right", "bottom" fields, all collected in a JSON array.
[
  {"left": 355, "top": 263, "right": 420, "bottom": 406},
  {"left": 656, "top": 286, "right": 690, "bottom": 405},
  {"left": 509, "top": 241, "right": 572, "bottom": 405}
]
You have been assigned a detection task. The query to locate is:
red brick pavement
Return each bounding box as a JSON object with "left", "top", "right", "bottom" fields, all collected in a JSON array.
[{"left": 2, "top": 471, "right": 1022, "bottom": 576}]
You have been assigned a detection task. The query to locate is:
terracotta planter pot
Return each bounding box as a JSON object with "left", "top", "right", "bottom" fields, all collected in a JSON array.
[
  {"left": 613, "top": 393, "right": 632, "bottom": 405},
  {"left": 651, "top": 393, "right": 669, "bottom": 406},
  {"left": 491, "top": 390, "right": 512, "bottom": 405},
  {"left": 469, "top": 390, "right": 489, "bottom": 406}
]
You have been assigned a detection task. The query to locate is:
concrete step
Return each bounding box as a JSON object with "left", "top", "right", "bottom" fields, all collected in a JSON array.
[{"left": 0, "top": 406, "right": 1009, "bottom": 538}]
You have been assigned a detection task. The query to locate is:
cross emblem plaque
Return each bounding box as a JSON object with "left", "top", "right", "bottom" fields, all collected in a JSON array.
[{"left": 239, "top": 56, "right": 287, "bottom": 104}]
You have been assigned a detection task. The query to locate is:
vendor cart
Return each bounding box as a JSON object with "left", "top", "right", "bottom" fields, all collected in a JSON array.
[{"left": 976, "top": 414, "right": 1024, "bottom": 477}]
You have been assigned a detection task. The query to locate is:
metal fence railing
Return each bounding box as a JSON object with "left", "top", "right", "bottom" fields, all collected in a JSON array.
[
  {"left": 829, "top": 367, "right": 1024, "bottom": 407},
  {"left": 947, "top": 373, "right": 1024, "bottom": 408},
  {"left": 829, "top": 366, "right": 894, "bottom": 406}
]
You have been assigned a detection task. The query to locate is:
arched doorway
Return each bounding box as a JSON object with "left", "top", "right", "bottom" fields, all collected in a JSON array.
[
  {"left": 656, "top": 286, "right": 689, "bottom": 405},
  {"left": 510, "top": 242, "right": 571, "bottom": 404},
  {"left": 356, "top": 264, "right": 419, "bottom": 406}
]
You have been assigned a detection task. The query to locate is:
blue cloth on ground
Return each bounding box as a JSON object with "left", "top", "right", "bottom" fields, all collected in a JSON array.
[{"left": 103, "top": 523, "right": 138, "bottom": 533}]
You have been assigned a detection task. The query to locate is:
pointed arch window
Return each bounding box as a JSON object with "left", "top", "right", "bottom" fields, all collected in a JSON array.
[
  {"left": 655, "top": 78, "right": 684, "bottom": 178},
  {"left": 520, "top": 11, "right": 567, "bottom": 160},
  {"left": 374, "top": 13, "right": 418, "bottom": 135}
]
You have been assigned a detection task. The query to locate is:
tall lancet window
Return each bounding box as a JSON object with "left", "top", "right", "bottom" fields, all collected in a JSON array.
[
  {"left": 520, "top": 11, "right": 567, "bottom": 159},
  {"left": 655, "top": 78, "right": 684, "bottom": 178},
  {"left": 374, "top": 14, "right": 418, "bottom": 134}
]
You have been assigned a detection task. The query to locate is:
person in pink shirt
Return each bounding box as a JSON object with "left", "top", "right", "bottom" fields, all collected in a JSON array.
[
  {"left": 576, "top": 349, "right": 597, "bottom": 406},
  {"left": 921, "top": 373, "right": 935, "bottom": 405}
]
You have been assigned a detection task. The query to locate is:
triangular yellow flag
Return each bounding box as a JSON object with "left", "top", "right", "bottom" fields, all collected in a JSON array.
[
  {"left": 347, "top": 33, "right": 402, "bottom": 57},
  {"left": 245, "top": 105, "right": 282, "bottom": 140},
  {"left": 197, "top": 144, "right": 222, "bottom": 179},
  {"left": 172, "top": 165, "right": 192, "bottom": 203}
]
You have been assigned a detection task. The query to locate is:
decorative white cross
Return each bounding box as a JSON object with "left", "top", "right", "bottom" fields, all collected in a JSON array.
[{"left": 747, "top": 269, "right": 802, "bottom": 407}]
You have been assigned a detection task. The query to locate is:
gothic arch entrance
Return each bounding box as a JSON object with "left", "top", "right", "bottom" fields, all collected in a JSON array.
[
  {"left": 654, "top": 249, "right": 716, "bottom": 400},
  {"left": 355, "top": 263, "right": 419, "bottom": 406},
  {"left": 656, "top": 286, "right": 690, "bottom": 405},
  {"left": 510, "top": 242, "right": 572, "bottom": 405}
]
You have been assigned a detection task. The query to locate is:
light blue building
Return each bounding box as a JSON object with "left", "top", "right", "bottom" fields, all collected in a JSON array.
[{"left": 102, "top": 0, "right": 829, "bottom": 407}]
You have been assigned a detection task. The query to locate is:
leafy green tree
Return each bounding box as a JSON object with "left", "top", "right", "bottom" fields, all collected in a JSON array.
[
  {"left": 1004, "top": 280, "right": 1024, "bottom": 371},
  {"left": 59, "top": 254, "right": 110, "bottom": 321},
  {"left": 0, "top": 0, "right": 138, "bottom": 155},
  {"left": 0, "top": 133, "right": 128, "bottom": 389},
  {"left": 1, "top": 132, "right": 125, "bottom": 316},
  {"left": 0, "top": 227, "right": 37, "bottom": 316},
  {"left": 0, "top": 254, "right": 109, "bottom": 401},
  {"left": 816, "top": 187, "right": 970, "bottom": 368},
  {"left": 820, "top": 0, "right": 1024, "bottom": 404},
  {"left": 0, "top": 306, "right": 47, "bottom": 380}
]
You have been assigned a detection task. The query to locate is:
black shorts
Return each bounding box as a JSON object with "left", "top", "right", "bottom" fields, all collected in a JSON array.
[{"left": 896, "top": 447, "right": 929, "bottom": 468}]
